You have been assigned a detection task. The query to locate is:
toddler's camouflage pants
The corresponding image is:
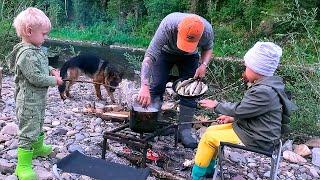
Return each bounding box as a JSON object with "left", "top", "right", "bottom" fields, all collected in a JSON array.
[{"left": 16, "top": 101, "right": 44, "bottom": 149}]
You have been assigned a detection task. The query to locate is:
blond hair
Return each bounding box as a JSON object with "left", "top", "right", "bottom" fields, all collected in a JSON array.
[{"left": 13, "top": 7, "right": 51, "bottom": 37}]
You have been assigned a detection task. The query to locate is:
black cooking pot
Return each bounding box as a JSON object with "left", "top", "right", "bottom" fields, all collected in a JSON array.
[{"left": 129, "top": 105, "right": 159, "bottom": 133}]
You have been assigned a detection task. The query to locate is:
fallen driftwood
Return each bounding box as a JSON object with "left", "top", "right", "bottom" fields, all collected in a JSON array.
[
  {"left": 83, "top": 103, "right": 129, "bottom": 122},
  {"left": 99, "top": 112, "right": 129, "bottom": 122},
  {"left": 148, "top": 164, "right": 185, "bottom": 180},
  {"left": 116, "top": 151, "right": 143, "bottom": 165}
]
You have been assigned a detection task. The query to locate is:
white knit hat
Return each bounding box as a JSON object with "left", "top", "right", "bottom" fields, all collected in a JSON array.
[{"left": 244, "top": 42, "right": 282, "bottom": 76}]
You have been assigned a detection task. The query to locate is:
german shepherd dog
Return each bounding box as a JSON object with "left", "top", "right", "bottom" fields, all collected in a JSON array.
[{"left": 58, "top": 54, "right": 123, "bottom": 103}]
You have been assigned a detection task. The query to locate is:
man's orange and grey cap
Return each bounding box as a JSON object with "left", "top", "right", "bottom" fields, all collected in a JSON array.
[{"left": 177, "top": 15, "right": 204, "bottom": 53}]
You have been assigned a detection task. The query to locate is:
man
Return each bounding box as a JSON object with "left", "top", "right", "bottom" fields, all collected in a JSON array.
[{"left": 137, "top": 12, "right": 214, "bottom": 149}]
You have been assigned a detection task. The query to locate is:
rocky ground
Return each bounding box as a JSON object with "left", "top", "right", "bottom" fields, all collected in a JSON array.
[{"left": 0, "top": 75, "right": 320, "bottom": 180}]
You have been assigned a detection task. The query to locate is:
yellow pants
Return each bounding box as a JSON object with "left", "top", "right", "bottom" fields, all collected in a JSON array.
[{"left": 195, "top": 123, "right": 242, "bottom": 167}]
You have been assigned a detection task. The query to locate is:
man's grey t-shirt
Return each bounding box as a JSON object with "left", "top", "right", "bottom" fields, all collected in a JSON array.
[{"left": 145, "top": 12, "right": 214, "bottom": 61}]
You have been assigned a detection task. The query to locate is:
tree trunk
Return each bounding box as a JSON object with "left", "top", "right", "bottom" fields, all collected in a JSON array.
[
  {"left": 0, "top": 0, "right": 5, "bottom": 22},
  {"left": 189, "top": 0, "right": 198, "bottom": 13}
]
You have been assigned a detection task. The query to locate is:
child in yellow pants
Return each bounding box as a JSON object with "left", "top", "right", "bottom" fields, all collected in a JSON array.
[
  {"left": 192, "top": 42, "right": 297, "bottom": 179},
  {"left": 195, "top": 123, "right": 241, "bottom": 167}
]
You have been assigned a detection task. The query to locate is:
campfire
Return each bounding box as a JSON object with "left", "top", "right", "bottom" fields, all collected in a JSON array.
[
  {"left": 82, "top": 97, "right": 218, "bottom": 179},
  {"left": 82, "top": 101, "right": 199, "bottom": 179}
]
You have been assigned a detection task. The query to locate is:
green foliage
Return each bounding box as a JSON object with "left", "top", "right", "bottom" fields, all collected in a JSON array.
[
  {"left": 278, "top": 66, "right": 320, "bottom": 135},
  {"left": 272, "top": 0, "right": 320, "bottom": 64},
  {"left": 72, "top": 0, "right": 105, "bottom": 26},
  {"left": 123, "top": 52, "right": 143, "bottom": 71},
  {"left": 209, "top": 0, "right": 263, "bottom": 30},
  {"left": 50, "top": 23, "right": 150, "bottom": 47},
  {"left": 33, "top": 0, "right": 66, "bottom": 27},
  {"left": 205, "top": 60, "right": 246, "bottom": 102},
  {"left": 0, "top": 1, "right": 31, "bottom": 70},
  {"left": 143, "top": 0, "right": 188, "bottom": 33}
]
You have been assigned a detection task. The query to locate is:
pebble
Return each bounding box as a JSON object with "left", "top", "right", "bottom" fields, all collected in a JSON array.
[
  {"left": 0, "top": 158, "right": 15, "bottom": 174},
  {"left": 75, "top": 133, "right": 85, "bottom": 141},
  {"left": 4, "top": 175, "right": 18, "bottom": 180},
  {"left": 56, "top": 152, "right": 68, "bottom": 160},
  {"left": 309, "top": 166, "right": 319, "bottom": 177},
  {"left": 66, "top": 130, "right": 77, "bottom": 136},
  {"left": 52, "top": 120, "right": 60, "bottom": 126},
  {"left": 94, "top": 118, "right": 102, "bottom": 126},
  {"left": 68, "top": 144, "right": 84, "bottom": 153},
  {"left": 229, "top": 152, "right": 246, "bottom": 163},
  {"left": 263, "top": 171, "right": 270, "bottom": 178},
  {"left": 5, "top": 149, "right": 17, "bottom": 160},
  {"left": 0, "top": 123, "right": 18, "bottom": 135},
  {"left": 34, "top": 166, "right": 53, "bottom": 180},
  {"left": 1, "top": 75, "right": 320, "bottom": 179},
  {"left": 52, "top": 128, "right": 68, "bottom": 136}
]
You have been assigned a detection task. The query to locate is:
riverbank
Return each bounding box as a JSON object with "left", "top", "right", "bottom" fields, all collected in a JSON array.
[{"left": 1, "top": 75, "right": 320, "bottom": 179}]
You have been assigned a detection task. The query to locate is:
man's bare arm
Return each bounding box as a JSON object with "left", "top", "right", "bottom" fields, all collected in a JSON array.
[
  {"left": 140, "top": 56, "right": 153, "bottom": 86},
  {"left": 200, "top": 49, "right": 212, "bottom": 67}
]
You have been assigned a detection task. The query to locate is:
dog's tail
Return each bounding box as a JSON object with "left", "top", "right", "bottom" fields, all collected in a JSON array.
[{"left": 58, "top": 61, "right": 69, "bottom": 94}]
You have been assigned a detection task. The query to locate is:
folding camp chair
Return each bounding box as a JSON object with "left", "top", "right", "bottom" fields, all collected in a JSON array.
[{"left": 213, "top": 139, "right": 282, "bottom": 180}]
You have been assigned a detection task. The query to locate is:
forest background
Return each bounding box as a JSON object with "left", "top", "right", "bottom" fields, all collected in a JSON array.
[{"left": 0, "top": 0, "right": 319, "bottom": 137}]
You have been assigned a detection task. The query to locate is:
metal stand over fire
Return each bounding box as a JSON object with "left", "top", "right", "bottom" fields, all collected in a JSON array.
[
  {"left": 101, "top": 121, "right": 178, "bottom": 168},
  {"left": 101, "top": 121, "right": 215, "bottom": 167}
]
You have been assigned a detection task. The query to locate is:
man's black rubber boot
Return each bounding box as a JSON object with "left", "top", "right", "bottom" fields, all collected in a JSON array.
[{"left": 178, "top": 105, "right": 197, "bottom": 149}]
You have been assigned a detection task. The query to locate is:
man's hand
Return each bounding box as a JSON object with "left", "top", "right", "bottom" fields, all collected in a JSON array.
[
  {"left": 198, "top": 99, "right": 218, "bottom": 109},
  {"left": 216, "top": 115, "right": 234, "bottom": 124},
  {"left": 137, "top": 84, "right": 151, "bottom": 107},
  {"left": 194, "top": 64, "right": 206, "bottom": 79}
]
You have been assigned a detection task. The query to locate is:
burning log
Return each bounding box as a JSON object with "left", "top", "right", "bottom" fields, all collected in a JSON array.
[
  {"left": 148, "top": 164, "right": 185, "bottom": 180},
  {"left": 115, "top": 149, "right": 186, "bottom": 179}
]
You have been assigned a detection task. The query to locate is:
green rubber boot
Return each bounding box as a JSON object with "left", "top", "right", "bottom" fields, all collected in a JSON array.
[
  {"left": 15, "top": 148, "right": 37, "bottom": 180},
  {"left": 191, "top": 164, "right": 207, "bottom": 180},
  {"left": 32, "top": 132, "right": 52, "bottom": 158}
]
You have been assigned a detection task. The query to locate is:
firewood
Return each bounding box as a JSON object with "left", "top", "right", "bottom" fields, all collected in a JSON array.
[
  {"left": 98, "top": 111, "right": 129, "bottom": 122},
  {"left": 103, "top": 104, "right": 123, "bottom": 112},
  {"left": 148, "top": 164, "right": 185, "bottom": 180}
]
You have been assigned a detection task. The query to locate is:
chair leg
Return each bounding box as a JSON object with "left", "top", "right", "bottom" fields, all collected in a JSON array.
[
  {"left": 213, "top": 145, "right": 224, "bottom": 180},
  {"left": 271, "top": 140, "right": 282, "bottom": 180},
  {"left": 270, "top": 158, "right": 276, "bottom": 180},
  {"left": 270, "top": 140, "right": 282, "bottom": 180},
  {"left": 212, "top": 159, "right": 219, "bottom": 180}
]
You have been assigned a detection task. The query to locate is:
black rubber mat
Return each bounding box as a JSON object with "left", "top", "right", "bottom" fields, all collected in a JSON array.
[{"left": 57, "top": 151, "right": 150, "bottom": 180}]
